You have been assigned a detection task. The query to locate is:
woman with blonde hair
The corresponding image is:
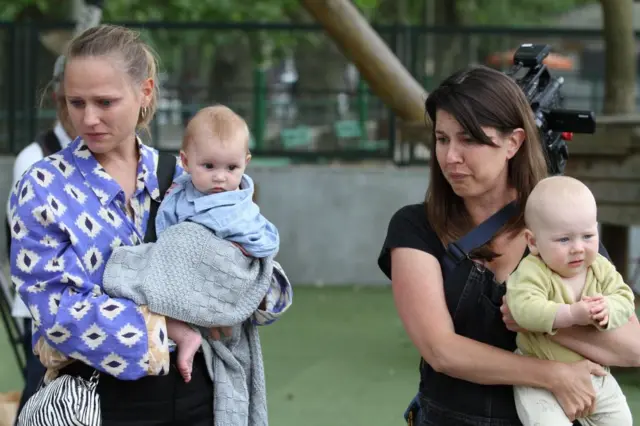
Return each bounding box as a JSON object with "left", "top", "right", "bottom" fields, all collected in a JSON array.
[{"left": 10, "top": 24, "right": 290, "bottom": 425}]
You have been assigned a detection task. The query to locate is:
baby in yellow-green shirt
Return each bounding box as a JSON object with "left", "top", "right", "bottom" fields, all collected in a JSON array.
[{"left": 506, "top": 175, "right": 634, "bottom": 426}]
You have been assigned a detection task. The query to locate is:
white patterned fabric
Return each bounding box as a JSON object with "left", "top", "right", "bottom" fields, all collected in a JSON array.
[{"left": 8, "top": 137, "right": 183, "bottom": 380}]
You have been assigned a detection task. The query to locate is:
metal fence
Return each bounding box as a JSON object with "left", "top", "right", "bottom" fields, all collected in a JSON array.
[{"left": 1, "top": 21, "right": 639, "bottom": 163}]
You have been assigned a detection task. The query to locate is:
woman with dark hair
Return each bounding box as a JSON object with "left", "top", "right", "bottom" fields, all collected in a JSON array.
[{"left": 378, "top": 65, "right": 640, "bottom": 425}]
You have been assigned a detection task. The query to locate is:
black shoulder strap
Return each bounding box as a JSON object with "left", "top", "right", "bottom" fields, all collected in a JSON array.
[
  {"left": 144, "top": 153, "right": 177, "bottom": 243},
  {"left": 442, "top": 201, "right": 518, "bottom": 276},
  {"left": 36, "top": 129, "right": 62, "bottom": 156}
]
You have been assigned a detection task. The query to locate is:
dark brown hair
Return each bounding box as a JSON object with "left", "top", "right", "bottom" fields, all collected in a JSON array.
[{"left": 425, "top": 65, "right": 548, "bottom": 260}]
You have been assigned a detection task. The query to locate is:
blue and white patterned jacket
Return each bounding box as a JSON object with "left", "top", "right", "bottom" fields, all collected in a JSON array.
[{"left": 8, "top": 137, "right": 289, "bottom": 380}]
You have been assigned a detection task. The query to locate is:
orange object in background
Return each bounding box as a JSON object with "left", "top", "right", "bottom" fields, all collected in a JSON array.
[
  {"left": 486, "top": 49, "right": 575, "bottom": 70},
  {"left": 0, "top": 391, "right": 21, "bottom": 426}
]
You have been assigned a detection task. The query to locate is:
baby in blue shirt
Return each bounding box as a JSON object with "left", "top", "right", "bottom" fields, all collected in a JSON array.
[{"left": 160, "top": 105, "right": 280, "bottom": 382}]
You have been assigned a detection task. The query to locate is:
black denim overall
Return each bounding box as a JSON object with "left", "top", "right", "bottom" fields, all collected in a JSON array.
[
  {"left": 400, "top": 201, "right": 521, "bottom": 425},
  {"left": 407, "top": 201, "right": 587, "bottom": 426},
  {"left": 417, "top": 257, "right": 522, "bottom": 426}
]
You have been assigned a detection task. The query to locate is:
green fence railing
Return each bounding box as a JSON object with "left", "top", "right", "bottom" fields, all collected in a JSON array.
[{"left": 1, "top": 21, "right": 638, "bottom": 164}]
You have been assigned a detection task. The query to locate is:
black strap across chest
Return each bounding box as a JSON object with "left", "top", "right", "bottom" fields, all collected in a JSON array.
[
  {"left": 442, "top": 201, "right": 518, "bottom": 279},
  {"left": 36, "top": 129, "right": 62, "bottom": 157},
  {"left": 144, "top": 153, "right": 176, "bottom": 243}
]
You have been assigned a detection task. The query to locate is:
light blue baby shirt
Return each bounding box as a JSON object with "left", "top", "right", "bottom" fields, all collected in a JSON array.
[{"left": 156, "top": 173, "right": 279, "bottom": 258}]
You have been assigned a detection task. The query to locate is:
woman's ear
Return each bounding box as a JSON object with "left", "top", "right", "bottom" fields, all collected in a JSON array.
[
  {"left": 524, "top": 229, "right": 539, "bottom": 256},
  {"left": 140, "top": 77, "right": 154, "bottom": 107},
  {"left": 506, "top": 128, "right": 525, "bottom": 159}
]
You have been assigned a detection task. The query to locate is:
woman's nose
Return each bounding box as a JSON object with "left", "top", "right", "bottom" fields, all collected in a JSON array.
[
  {"left": 445, "top": 141, "right": 463, "bottom": 164},
  {"left": 83, "top": 106, "right": 100, "bottom": 126}
]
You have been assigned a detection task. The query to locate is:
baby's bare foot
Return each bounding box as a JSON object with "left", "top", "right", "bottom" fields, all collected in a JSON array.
[
  {"left": 166, "top": 318, "right": 202, "bottom": 383},
  {"left": 176, "top": 332, "right": 202, "bottom": 383}
]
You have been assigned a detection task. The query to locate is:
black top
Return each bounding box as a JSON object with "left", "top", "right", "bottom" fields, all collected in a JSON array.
[
  {"left": 378, "top": 203, "right": 445, "bottom": 280},
  {"left": 378, "top": 202, "right": 611, "bottom": 279},
  {"left": 378, "top": 202, "right": 522, "bottom": 423},
  {"left": 377, "top": 202, "right": 597, "bottom": 425}
]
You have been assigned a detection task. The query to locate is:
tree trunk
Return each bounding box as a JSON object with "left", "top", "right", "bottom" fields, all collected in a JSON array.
[
  {"left": 602, "top": 0, "right": 636, "bottom": 114},
  {"left": 432, "top": 0, "right": 463, "bottom": 82},
  {"left": 599, "top": 0, "right": 637, "bottom": 280},
  {"left": 300, "top": 0, "right": 427, "bottom": 123}
]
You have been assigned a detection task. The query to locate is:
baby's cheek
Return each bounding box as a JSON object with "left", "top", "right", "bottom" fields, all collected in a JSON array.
[{"left": 543, "top": 248, "right": 565, "bottom": 269}]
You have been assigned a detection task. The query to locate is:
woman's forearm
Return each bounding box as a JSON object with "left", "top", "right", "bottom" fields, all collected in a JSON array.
[
  {"left": 550, "top": 315, "right": 640, "bottom": 367},
  {"left": 435, "top": 334, "right": 554, "bottom": 388}
]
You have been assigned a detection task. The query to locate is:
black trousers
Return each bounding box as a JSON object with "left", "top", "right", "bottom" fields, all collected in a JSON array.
[{"left": 60, "top": 351, "right": 213, "bottom": 426}]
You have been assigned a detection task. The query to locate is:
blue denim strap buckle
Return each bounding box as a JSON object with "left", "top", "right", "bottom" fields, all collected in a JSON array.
[{"left": 404, "top": 393, "right": 421, "bottom": 424}]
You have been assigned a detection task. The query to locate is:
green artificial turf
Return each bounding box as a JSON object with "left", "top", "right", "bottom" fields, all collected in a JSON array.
[
  {"left": 260, "top": 286, "right": 640, "bottom": 425},
  {"left": 0, "top": 286, "right": 638, "bottom": 425},
  {"left": 260, "top": 285, "right": 419, "bottom": 425}
]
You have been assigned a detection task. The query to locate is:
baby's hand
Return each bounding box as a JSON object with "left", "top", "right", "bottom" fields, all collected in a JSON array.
[
  {"left": 584, "top": 295, "right": 609, "bottom": 327},
  {"left": 569, "top": 300, "right": 594, "bottom": 326}
]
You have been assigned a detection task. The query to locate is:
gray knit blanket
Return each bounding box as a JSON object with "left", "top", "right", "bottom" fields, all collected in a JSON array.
[{"left": 102, "top": 221, "right": 292, "bottom": 426}]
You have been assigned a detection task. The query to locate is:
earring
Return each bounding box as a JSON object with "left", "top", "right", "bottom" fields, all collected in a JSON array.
[{"left": 141, "top": 106, "right": 148, "bottom": 119}]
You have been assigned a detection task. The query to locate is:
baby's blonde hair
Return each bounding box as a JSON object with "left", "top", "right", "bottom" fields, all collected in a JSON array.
[
  {"left": 182, "top": 105, "right": 250, "bottom": 153},
  {"left": 525, "top": 176, "right": 596, "bottom": 231}
]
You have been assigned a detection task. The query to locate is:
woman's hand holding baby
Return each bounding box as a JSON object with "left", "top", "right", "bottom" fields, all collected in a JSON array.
[{"left": 500, "top": 296, "right": 525, "bottom": 332}]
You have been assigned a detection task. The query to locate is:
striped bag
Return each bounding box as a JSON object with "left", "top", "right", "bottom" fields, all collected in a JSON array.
[{"left": 17, "top": 370, "right": 101, "bottom": 426}]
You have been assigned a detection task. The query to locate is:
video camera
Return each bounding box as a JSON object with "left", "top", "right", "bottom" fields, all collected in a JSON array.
[{"left": 506, "top": 44, "right": 596, "bottom": 175}]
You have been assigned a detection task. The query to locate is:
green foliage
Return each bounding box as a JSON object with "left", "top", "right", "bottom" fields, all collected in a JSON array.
[
  {"left": 0, "top": 0, "right": 602, "bottom": 72},
  {"left": 458, "top": 0, "right": 599, "bottom": 25},
  {"left": 0, "top": 0, "right": 65, "bottom": 20},
  {"left": 100, "top": 0, "right": 309, "bottom": 73},
  {"left": 356, "top": 0, "right": 600, "bottom": 25},
  {"left": 98, "top": 0, "right": 381, "bottom": 68},
  {"left": 0, "top": 0, "right": 385, "bottom": 22},
  {"left": 103, "top": 0, "right": 299, "bottom": 22},
  {"left": 0, "top": 0, "right": 602, "bottom": 25}
]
